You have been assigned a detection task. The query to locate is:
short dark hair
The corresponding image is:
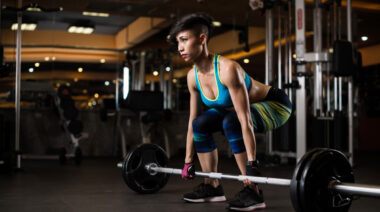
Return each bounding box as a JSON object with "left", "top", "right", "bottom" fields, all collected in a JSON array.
[{"left": 168, "top": 13, "right": 214, "bottom": 48}]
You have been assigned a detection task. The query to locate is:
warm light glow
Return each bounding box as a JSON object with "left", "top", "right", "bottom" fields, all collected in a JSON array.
[
  {"left": 78, "top": 67, "right": 83, "bottom": 73},
  {"left": 243, "top": 58, "right": 250, "bottom": 64},
  {"left": 329, "top": 48, "right": 334, "bottom": 53},
  {"left": 34, "top": 62, "right": 40, "bottom": 67},
  {"left": 100, "top": 59, "right": 106, "bottom": 63},
  {"left": 212, "top": 21, "right": 222, "bottom": 27},
  {"left": 52, "top": 56, "right": 56, "bottom": 61},
  {"left": 361, "top": 36, "right": 368, "bottom": 41},
  {"left": 66, "top": 82, "right": 71, "bottom": 87},
  {"left": 292, "top": 54, "right": 297, "bottom": 59},
  {"left": 28, "top": 68, "right": 34, "bottom": 73},
  {"left": 11, "top": 23, "right": 37, "bottom": 31},
  {"left": 173, "top": 79, "right": 177, "bottom": 83},
  {"left": 82, "top": 11, "right": 109, "bottom": 17},
  {"left": 83, "top": 89, "right": 88, "bottom": 94},
  {"left": 68, "top": 26, "right": 94, "bottom": 34},
  {"left": 26, "top": 7, "right": 41, "bottom": 12},
  {"left": 88, "top": 102, "right": 92, "bottom": 107},
  {"left": 94, "top": 93, "right": 99, "bottom": 98},
  {"left": 153, "top": 71, "right": 159, "bottom": 76},
  {"left": 74, "top": 78, "right": 79, "bottom": 82},
  {"left": 44, "top": 57, "right": 50, "bottom": 61}
]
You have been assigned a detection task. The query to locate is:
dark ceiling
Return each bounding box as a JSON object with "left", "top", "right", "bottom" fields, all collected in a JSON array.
[{"left": 0, "top": 0, "right": 379, "bottom": 94}]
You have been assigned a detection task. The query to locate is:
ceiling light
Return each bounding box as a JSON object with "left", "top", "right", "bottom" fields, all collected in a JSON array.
[
  {"left": 28, "top": 67, "right": 34, "bottom": 73},
  {"left": 68, "top": 26, "right": 94, "bottom": 34},
  {"left": 52, "top": 56, "right": 56, "bottom": 61},
  {"left": 292, "top": 54, "right": 297, "bottom": 59},
  {"left": 105, "top": 81, "right": 110, "bottom": 86},
  {"left": 212, "top": 21, "right": 222, "bottom": 27},
  {"left": 44, "top": 57, "right": 50, "bottom": 61},
  {"left": 172, "top": 79, "right": 177, "bottom": 84},
  {"left": 361, "top": 36, "right": 368, "bottom": 41},
  {"left": 82, "top": 11, "right": 109, "bottom": 17},
  {"left": 94, "top": 93, "right": 99, "bottom": 98},
  {"left": 78, "top": 67, "right": 83, "bottom": 73},
  {"left": 165, "top": 67, "right": 171, "bottom": 72},
  {"left": 100, "top": 59, "right": 106, "bottom": 63},
  {"left": 34, "top": 62, "right": 40, "bottom": 67},
  {"left": 243, "top": 58, "right": 250, "bottom": 64},
  {"left": 11, "top": 23, "right": 37, "bottom": 31},
  {"left": 26, "top": 7, "right": 41, "bottom": 12},
  {"left": 153, "top": 71, "right": 159, "bottom": 76}
]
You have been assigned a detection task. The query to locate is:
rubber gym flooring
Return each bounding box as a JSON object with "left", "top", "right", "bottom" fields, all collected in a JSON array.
[{"left": 1, "top": 151, "right": 380, "bottom": 212}]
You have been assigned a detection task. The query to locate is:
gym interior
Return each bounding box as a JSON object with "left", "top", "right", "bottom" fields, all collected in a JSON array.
[{"left": 1, "top": 0, "right": 380, "bottom": 211}]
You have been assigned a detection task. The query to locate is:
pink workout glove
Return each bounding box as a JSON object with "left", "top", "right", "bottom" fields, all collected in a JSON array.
[{"left": 182, "top": 163, "right": 195, "bottom": 180}]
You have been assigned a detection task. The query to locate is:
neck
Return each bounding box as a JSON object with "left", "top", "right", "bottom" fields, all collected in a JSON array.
[{"left": 194, "top": 50, "right": 214, "bottom": 73}]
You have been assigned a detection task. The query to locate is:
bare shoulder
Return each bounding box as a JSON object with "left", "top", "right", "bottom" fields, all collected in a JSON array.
[
  {"left": 187, "top": 67, "right": 197, "bottom": 89},
  {"left": 218, "top": 56, "right": 241, "bottom": 73},
  {"left": 218, "top": 56, "right": 244, "bottom": 85}
]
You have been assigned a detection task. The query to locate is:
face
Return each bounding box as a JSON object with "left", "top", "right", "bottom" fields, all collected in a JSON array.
[{"left": 176, "top": 30, "right": 205, "bottom": 62}]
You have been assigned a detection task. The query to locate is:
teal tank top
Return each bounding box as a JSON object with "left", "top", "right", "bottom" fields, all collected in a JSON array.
[{"left": 195, "top": 54, "right": 252, "bottom": 108}]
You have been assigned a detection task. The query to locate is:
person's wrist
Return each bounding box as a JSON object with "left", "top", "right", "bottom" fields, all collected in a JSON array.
[{"left": 185, "top": 157, "right": 193, "bottom": 164}]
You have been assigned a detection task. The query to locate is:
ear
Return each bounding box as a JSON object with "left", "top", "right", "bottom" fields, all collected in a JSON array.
[{"left": 199, "top": 33, "right": 207, "bottom": 45}]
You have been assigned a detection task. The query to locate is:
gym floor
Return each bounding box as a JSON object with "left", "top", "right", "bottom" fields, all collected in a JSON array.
[{"left": 1, "top": 151, "right": 380, "bottom": 212}]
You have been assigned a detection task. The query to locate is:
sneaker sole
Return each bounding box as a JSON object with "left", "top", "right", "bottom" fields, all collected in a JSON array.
[
  {"left": 228, "top": 203, "right": 266, "bottom": 211},
  {"left": 183, "top": 196, "right": 227, "bottom": 203}
]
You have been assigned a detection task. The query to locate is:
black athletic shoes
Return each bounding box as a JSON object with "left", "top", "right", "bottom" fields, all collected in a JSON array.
[
  {"left": 227, "top": 186, "right": 266, "bottom": 211},
  {"left": 182, "top": 183, "right": 227, "bottom": 203}
]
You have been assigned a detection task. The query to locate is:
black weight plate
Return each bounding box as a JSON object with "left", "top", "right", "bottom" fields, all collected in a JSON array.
[
  {"left": 122, "top": 143, "right": 169, "bottom": 194},
  {"left": 298, "top": 149, "right": 354, "bottom": 212},
  {"left": 291, "top": 148, "right": 326, "bottom": 212}
]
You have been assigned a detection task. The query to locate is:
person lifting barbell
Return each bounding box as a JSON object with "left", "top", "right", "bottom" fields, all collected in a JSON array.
[{"left": 167, "top": 13, "right": 292, "bottom": 211}]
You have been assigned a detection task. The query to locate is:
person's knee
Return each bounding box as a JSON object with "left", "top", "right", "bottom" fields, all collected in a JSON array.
[
  {"left": 222, "top": 113, "right": 246, "bottom": 154},
  {"left": 222, "top": 112, "right": 240, "bottom": 131},
  {"left": 192, "top": 116, "right": 209, "bottom": 132},
  {"left": 192, "top": 117, "right": 216, "bottom": 153}
]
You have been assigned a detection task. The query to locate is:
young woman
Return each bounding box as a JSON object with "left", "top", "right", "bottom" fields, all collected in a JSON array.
[{"left": 169, "top": 13, "right": 292, "bottom": 211}]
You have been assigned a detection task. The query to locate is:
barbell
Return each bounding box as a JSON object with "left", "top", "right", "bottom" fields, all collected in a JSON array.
[{"left": 118, "top": 144, "right": 380, "bottom": 212}]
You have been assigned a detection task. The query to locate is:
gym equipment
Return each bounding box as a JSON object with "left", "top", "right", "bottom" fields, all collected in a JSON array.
[
  {"left": 119, "top": 144, "right": 380, "bottom": 212},
  {"left": 121, "top": 144, "right": 169, "bottom": 194},
  {"left": 332, "top": 40, "right": 354, "bottom": 77}
]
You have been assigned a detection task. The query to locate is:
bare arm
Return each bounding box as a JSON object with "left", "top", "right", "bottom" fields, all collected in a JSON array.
[
  {"left": 222, "top": 62, "right": 257, "bottom": 161},
  {"left": 185, "top": 69, "right": 202, "bottom": 163}
]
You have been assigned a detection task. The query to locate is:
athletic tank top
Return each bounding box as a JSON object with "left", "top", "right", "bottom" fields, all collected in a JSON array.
[{"left": 195, "top": 54, "right": 252, "bottom": 108}]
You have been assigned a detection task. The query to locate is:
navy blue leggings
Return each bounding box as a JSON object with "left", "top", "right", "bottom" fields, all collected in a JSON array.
[{"left": 192, "top": 88, "right": 292, "bottom": 154}]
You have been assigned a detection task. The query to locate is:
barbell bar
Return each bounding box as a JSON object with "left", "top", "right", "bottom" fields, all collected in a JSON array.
[
  {"left": 119, "top": 143, "right": 380, "bottom": 212},
  {"left": 145, "top": 163, "right": 291, "bottom": 186},
  {"left": 144, "top": 163, "right": 380, "bottom": 197}
]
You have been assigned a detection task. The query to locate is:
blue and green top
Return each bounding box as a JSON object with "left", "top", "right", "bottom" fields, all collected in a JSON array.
[{"left": 195, "top": 54, "right": 252, "bottom": 108}]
